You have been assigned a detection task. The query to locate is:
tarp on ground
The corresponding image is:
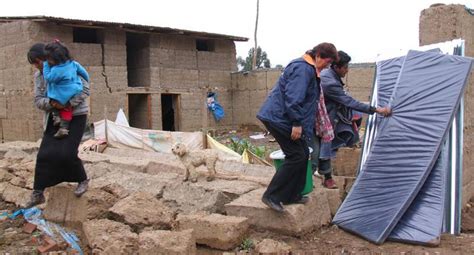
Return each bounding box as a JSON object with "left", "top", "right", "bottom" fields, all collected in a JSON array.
[
  {"left": 333, "top": 50, "right": 473, "bottom": 244},
  {"left": 94, "top": 119, "right": 203, "bottom": 153},
  {"left": 206, "top": 134, "right": 242, "bottom": 162}
]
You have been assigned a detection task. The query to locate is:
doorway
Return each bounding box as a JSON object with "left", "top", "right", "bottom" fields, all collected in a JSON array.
[
  {"left": 161, "top": 94, "right": 180, "bottom": 131},
  {"left": 128, "top": 94, "right": 150, "bottom": 129}
]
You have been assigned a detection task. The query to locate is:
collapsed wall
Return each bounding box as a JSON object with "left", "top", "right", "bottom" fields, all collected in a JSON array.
[{"left": 419, "top": 4, "right": 474, "bottom": 206}]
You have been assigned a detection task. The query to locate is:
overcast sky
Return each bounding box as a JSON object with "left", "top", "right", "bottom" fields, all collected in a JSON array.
[{"left": 1, "top": 0, "right": 472, "bottom": 66}]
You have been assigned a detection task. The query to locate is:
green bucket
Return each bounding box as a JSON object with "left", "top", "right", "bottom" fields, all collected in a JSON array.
[{"left": 269, "top": 149, "right": 313, "bottom": 195}]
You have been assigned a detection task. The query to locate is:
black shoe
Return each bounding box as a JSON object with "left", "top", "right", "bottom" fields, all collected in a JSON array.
[
  {"left": 283, "top": 195, "right": 310, "bottom": 205},
  {"left": 25, "top": 190, "right": 45, "bottom": 208},
  {"left": 261, "top": 196, "right": 284, "bottom": 212},
  {"left": 294, "top": 195, "right": 310, "bottom": 204}
]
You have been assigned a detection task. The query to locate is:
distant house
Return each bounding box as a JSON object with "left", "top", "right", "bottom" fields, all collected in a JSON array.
[{"left": 0, "top": 16, "right": 247, "bottom": 141}]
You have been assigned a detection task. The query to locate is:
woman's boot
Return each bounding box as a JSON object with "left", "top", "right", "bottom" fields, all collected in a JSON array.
[{"left": 25, "top": 190, "right": 45, "bottom": 208}]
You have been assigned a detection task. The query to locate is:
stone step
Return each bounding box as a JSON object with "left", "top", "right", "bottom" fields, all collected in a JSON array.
[
  {"left": 225, "top": 188, "right": 331, "bottom": 237},
  {"left": 177, "top": 212, "right": 248, "bottom": 250},
  {"left": 43, "top": 184, "right": 119, "bottom": 226}
]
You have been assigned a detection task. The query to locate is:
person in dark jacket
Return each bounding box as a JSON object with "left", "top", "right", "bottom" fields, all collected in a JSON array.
[
  {"left": 312, "top": 51, "right": 391, "bottom": 189},
  {"left": 257, "top": 43, "right": 338, "bottom": 212}
]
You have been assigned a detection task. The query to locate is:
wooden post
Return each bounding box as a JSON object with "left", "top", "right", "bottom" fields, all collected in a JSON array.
[{"left": 104, "top": 105, "right": 108, "bottom": 144}]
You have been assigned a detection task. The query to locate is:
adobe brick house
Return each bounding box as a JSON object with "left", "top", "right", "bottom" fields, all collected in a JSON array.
[{"left": 0, "top": 16, "right": 247, "bottom": 141}]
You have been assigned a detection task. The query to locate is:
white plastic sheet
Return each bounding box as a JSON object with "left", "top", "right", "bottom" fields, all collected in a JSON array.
[{"left": 94, "top": 120, "right": 203, "bottom": 153}]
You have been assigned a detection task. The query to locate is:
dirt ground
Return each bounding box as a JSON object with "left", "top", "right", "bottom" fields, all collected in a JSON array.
[
  {"left": 2, "top": 127, "right": 473, "bottom": 254},
  {"left": 0, "top": 200, "right": 90, "bottom": 254},
  {"left": 3, "top": 195, "right": 473, "bottom": 255}
]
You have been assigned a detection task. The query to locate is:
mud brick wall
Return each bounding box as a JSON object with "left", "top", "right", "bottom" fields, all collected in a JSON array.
[
  {"left": 0, "top": 21, "right": 129, "bottom": 141},
  {"left": 230, "top": 63, "right": 375, "bottom": 128},
  {"left": 230, "top": 68, "right": 282, "bottom": 128},
  {"left": 147, "top": 34, "right": 236, "bottom": 131},
  {"left": 0, "top": 21, "right": 43, "bottom": 141},
  {"left": 420, "top": 4, "right": 474, "bottom": 206},
  {"left": 343, "top": 63, "right": 375, "bottom": 103}
]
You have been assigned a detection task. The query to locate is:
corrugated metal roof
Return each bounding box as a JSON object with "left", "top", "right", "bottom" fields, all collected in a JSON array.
[{"left": 0, "top": 15, "right": 249, "bottom": 42}]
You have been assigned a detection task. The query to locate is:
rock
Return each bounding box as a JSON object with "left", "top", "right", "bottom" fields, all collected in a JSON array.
[
  {"left": 101, "top": 183, "right": 130, "bottom": 199},
  {"left": 162, "top": 181, "right": 232, "bottom": 214},
  {"left": 139, "top": 229, "right": 196, "bottom": 254},
  {"left": 109, "top": 192, "right": 175, "bottom": 232},
  {"left": 90, "top": 166, "right": 178, "bottom": 197},
  {"left": 0, "top": 141, "right": 38, "bottom": 158},
  {"left": 83, "top": 219, "right": 138, "bottom": 254},
  {"left": 255, "top": 239, "right": 291, "bottom": 254},
  {"left": 0, "top": 170, "right": 14, "bottom": 182},
  {"left": 324, "top": 188, "right": 342, "bottom": 216},
  {"left": 44, "top": 184, "right": 119, "bottom": 225},
  {"left": 3, "top": 149, "right": 31, "bottom": 161},
  {"left": 216, "top": 160, "right": 274, "bottom": 178},
  {"left": 225, "top": 188, "right": 331, "bottom": 236},
  {"left": 193, "top": 179, "right": 261, "bottom": 199},
  {"left": 83, "top": 162, "right": 113, "bottom": 179},
  {"left": 9, "top": 176, "right": 27, "bottom": 188},
  {"left": 1, "top": 182, "right": 31, "bottom": 207},
  {"left": 145, "top": 159, "right": 185, "bottom": 175},
  {"left": 177, "top": 212, "right": 248, "bottom": 250}
]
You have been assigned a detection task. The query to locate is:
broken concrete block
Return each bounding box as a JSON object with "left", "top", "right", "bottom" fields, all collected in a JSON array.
[
  {"left": 44, "top": 184, "right": 119, "bottom": 226},
  {"left": 225, "top": 188, "right": 331, "bottom": 236},
  {"left": 139, "top": 229, "right": 196, "bottom": 255},
  {"left": 89, "top": 166, "right": 177, "bottom": 197},
  {"left": 83, "top": 219, "right": 138, "bottom": 255},
  {"left": 0, "top": 169, "right": 14, "bottom": 182},
  {"left": 3, "top": 148, "right": 31, "bottom": 161},
  {"left": 192, "top": 179, "right": 261, "bottom": 199},
  {"left": 1, "top": 182, "right": 31, "bottom": 207},
  {"left": 177, "top": 212, "right": 248, "bottom": 250},
  {"left": 162, "top": 181, "right": 233, "bottom": 214},
  {"left": 324, "top": 188, "right": 342, "bottom": 216},
  {"left": 9, "top": 176, "right": 27, "bottom": 187},
  {"left": 109, "top": 192, "right": 175, "bottom": 232},
  {"left": 255, "top": 239, "right": 291, "bottom": 254}
]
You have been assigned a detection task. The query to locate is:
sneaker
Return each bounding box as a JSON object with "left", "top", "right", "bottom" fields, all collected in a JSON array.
[
  {"left": 25, "top": 191, "right": 45, "bottom": 208},
  {"left": 323, "top": 178, "right": 338, "bottom": 189},
  {"left": 53, "top": 128, "right": 69, "bottom": 139},
  {"left": 261, "top": 196, "right": 284, "bottom": 212},
  {"left": 74, "top": 179, "right": 89, "bottom": 197},
  {"left": 313, "top": 171, "right": 322, "bottom": 178}
]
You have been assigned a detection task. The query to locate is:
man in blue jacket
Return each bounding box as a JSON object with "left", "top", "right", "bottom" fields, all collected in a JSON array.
[
  {"left": 257, "top": 43, "right": 338, "bottom": 212},
  {"left": 314, "top": 51, "right": 391, "bottom": 189}
]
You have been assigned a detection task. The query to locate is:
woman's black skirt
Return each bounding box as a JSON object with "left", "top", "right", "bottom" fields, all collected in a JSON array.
[{"left": 33, "top": 114, "right": 88, "bottom": 190}]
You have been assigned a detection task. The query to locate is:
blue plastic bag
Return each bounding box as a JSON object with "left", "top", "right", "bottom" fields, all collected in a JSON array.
[{"left": 207, "top": 92, "right": 225, "bottom": 121}]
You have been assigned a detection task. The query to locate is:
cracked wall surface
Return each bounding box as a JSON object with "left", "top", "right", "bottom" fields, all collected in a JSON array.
[{"left": 0, "top": 20, "right": 237, "bottom": 140}]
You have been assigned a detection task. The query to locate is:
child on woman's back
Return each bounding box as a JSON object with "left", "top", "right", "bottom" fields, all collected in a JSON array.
[{"left": 43, "top": 40, "right": 89, "bottom": 138}]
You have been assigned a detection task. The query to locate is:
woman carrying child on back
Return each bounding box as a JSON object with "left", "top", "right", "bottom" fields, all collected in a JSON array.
[{"left": 43, "top": 40, "right": 89, "bottom": 138}]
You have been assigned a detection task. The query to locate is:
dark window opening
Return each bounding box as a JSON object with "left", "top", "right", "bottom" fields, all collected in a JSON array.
[
  {"left": 196, "top": 39, "right": 215, "bottom": 52},
  {"left": 126, "top": 33, "right": 150, "bottom": 87},
  {"left": 73, "top": 28, "right": 101, "bottom": 44},
  {"left": 129, "top": 94, "right": 150, "bottom": 129},
  {"left": 161, "top": 94, "right": 180, "bottom": 131}
]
